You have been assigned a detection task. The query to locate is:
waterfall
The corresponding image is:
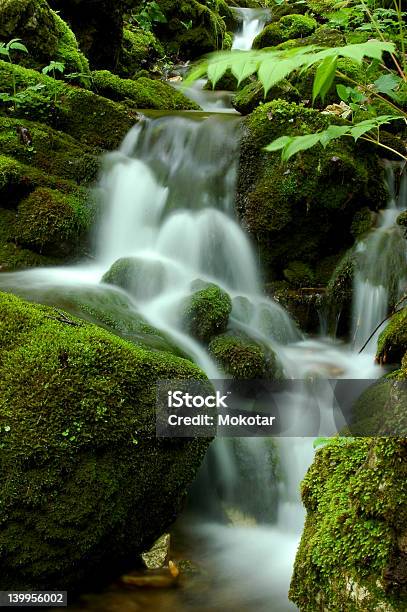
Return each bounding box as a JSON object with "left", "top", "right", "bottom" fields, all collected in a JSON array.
[
  {"left": 352, "top": 164, "right": 407, "bottom": 353},
  {"left": 0, "top": 111, "right": 392, "bottom": 610},
  {"left": 232, "top": 7, "right": 270, "bottom": 51}
]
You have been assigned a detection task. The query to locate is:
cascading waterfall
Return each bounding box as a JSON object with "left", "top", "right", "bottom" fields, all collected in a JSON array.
[
  {"left": 232, "top": 7, "right": 271, "bottom": 51},
  {"left": 352, "top": 164, "right": 407, "bottom": 352},
  {"left": 0, "top": 108, "right": 388, "bottom": 609}
]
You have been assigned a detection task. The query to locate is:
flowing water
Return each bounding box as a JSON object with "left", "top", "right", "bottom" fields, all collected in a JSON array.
[
  {"left": 352, "top": 164, "right": 407, "bottom": 353},
  {"left": 232, "top": 7, "right": 271, "bottom": 51},
  {"left": 1, "top": 10, "right": 406, "bottom": 612}
]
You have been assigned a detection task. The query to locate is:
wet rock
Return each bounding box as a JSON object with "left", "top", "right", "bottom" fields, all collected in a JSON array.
[{"left": 182, "top": 282, "right": 232, "bottom": 343}]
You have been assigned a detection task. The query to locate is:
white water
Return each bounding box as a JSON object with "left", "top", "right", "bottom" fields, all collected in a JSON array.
[
  {"left": 232, "top": 7, "right": 270, "bottom": 51},
  {"left": 0, "top": 96, "right": 403, "bottom": 612},
  {"left": 352, "top": 165, "right": 407, "bottom": 353}
]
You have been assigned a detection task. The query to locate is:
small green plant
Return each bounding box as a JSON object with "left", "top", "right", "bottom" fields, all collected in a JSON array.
[
  {"left": 180, "top": 20, "right": 193, "bottom": 31},
  {"left": 0, "top": 38, "right": 28, "bottom": 110},
  {"left": 42, "top": 60, "right": 65, "bottom": 103},
  {"left": 133, "top": 1, "right": 167, "bottom": 32}
]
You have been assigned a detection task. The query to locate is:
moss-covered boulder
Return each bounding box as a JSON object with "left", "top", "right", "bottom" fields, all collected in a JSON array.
[
  {"left": 13, "top": 186, "right": 91, "bottom": 256},
  {"left": 0, "top": 0, "right": 89, "bottom": 76},
  {"left": 237, "top": 100, "right": 386, "bottom": 282},
  {"left": 0, "top": 61, "right": 140, "bottom": 149},
  {"left": 253, "top": 13, "right": 317, "bottom": 49},
  {"left": 323, "top": 249, "right": 355, "bottom": 336},
  {"left": 153, "top": 0, "right": 227, "bottom": 59},
  {"left": 0, "top": 291, "right": 209, "bottom": 591},
  {"left": 232, "top": 79, "right": 301, "bottom": 115},
  {"left": 102, "top": 257, "right": 166, "bottom": 301},
  {"left": 92, "top": 70, "right": 200, "bottom": 110},
  {"left": 290, "top": 438, "right": 407, "bottom": 611},
  {"left": 119, "top": 27, "right": 164, "bottom": 78},
  {"left": 182, "top": 282, "right": 232, "bottom": 343},
  {"left": 209, "top": 331, "right": 279, "bottom": 379},
  {"left": 283, "top": 261, "right": 315, "bottom": 288},
  {"left": 0, "top": 116, "right": 99, "bottom": 185},
  {"left": 377, "top": 309, "right": 407, "bottom": 366}
]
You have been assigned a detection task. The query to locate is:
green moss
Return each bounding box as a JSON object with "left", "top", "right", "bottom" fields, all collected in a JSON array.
[
  {"left": 238, "top": 100, "right": 386, "bottom": 281},
  {"left": 102, "top": 257, "right": 166, "bottom": 300},
  {"left": 92, "top": 70, "right": 200, "bottom": 110},
  {"left": 0, "top": 1, "right": 89, "bottom": 77},
  {"left": 52, "top": 11, "right": 90, "bottom": 80},
  {"left": 306, "top": 0, "right": 339, "bottom": 17},
  {"left": 377, "top": 309, "right": 407, "bottom": 366},
  {"left": 0, "top": 60, "right": 141, "bottom": 149},
  {"left": 284, "top": 261, "right": 315, "bottom": 288},
  {"left": 0, "top": 291, "right": 209, "bottom": 591},
  {"left": 253, "top": 13, "right": 317, "bottom": 48},
  {"left": 290, "top": 438, "right": 407, "bottom": 611},
  {"left": 119, "top": 28, "right": 164, "bottom": 78},
  {"left": 276, "top": 25, "right": 344, "bottom": 50},
  {"left": 0, "top": 116, "right": 99, "bottom": 185},
  {"left": 182, "top": 282, "right": 232, "bottom": 343},
  {"left": 232, "top": 80, "right": 301, "bottom": 115},
  {"left": 209, "top": 332, "right": 279, "bottom": 379},
  {"left": 324, "top": 248, "right": 355, "bottom": 334},
  {"left": 154, "top": 0, "right": 227, "bottom": 58},
  {"left": 13, "top": 187, "right": 91, "bottom": 256},
  {"left": 351, "top": 207, "right": 375, "bottom": 239}
]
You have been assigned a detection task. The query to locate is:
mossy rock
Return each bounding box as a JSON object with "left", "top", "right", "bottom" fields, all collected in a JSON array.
[
  {"left": 0, "top": 116, "right": 99, "bottom": 185},
  {"left": 92, "top": 70, "right": 200, "bottom": 110},
  {"left": 182, "top": 282, "right": 232, "bottom": 343},
  {"left": 0, "top": 0, "right": 90, "bottom": 78},
  {"left": 119, "top": 27, "right": 164, "bottom": 78},
  {"left": 0, "top": 207, "right": 58, "bottom": 272},
  {"left": 0, "top": 61, "right": 140, "bottom": 150},
  {"left": 276, "top": 25, "right": 344, "bottom": 51},
  {"left": 283, "top": 260, "right": 315, "bottom": 288},
  {"left": 153, "top": 0, "right": 227, "bottom": 59},
  {"left": 290, "top": 438, "right": 407, "bottom": 611},
  {"left": 13, "top": 186, "right": 91, "bottom": 257},
  {"left": 208, "top": 331, "right": 279, "bottom": 379},
  {"left": 0, "top": 291, "right": 209, "bottom": 591},
  {"left": 377, "top": 308, "right": 407, "bottom": 366},
  {"left": 397, "top": 211, "right": 407, "bottom": 237},
  {"left": 232, "top": 79, "right": 301, "bottom": 115},
  {"left": 351, "top": 207, "right": 375, "bottom": 239},
  {"left": 323, "top": 248, "right": 356, "bottom": 336},
  {"left": 237, "top": 100, "right": 386, "bottom": 282},
  {"left": 102, "top": 257, "right": 166, "bottom": 301},
  {"left": 306, "top": 0, "right": 339, "bottom": 18},
  {"left": 253, "top": 13, "right": 317, "bottom": 48}
]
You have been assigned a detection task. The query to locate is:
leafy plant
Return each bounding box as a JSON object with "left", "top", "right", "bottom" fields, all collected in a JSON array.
[
  {"left": 42, "top": 60, "right": 65, "bottom": 103},
  {"left": 0, "top": 38, "right": 28, "bottom": 110},
  {"left": 133, "top": 1, "right": 167, "bottom": 32},
  {"left": 186, "top": 38, "right": 406, "bottom": 161}
]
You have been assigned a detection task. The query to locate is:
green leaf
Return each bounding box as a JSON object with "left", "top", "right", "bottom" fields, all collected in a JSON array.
[
  {"left": 9, "top": 41, "right": 28, "bottom": 53},
  {"left": 374, "top": 73, "right": 401, "bottom": 95},
  {"left": 230, "top": 54, "right": 259, "bottom": 85},
  {"left": 258, "top": 57, "right": 297, "bottom": 95},
  {"left": 0, "top": 47, "right": 9, "bottom": 56},
  {"left": 264, "top": 135, "right": 292, "bottom": 152},
  {"left": 207, "top": 58, "right": 230, "bottom": 88},
  {"left": 336, "top": 83, "right": 350, "bottom": 101},
  {"left": 282, "top": 133, "right": 322, "bottom": 161},
  {"left": 319, "top": 125, "right": 350, "bottom": 147},
  {"left": 313, "top": 55, "right": 337, "bottom": 102}
]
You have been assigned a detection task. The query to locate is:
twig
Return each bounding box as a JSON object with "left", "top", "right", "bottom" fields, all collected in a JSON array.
[{"left": 358, "top": 293, "right": 407, "bottom": 354}]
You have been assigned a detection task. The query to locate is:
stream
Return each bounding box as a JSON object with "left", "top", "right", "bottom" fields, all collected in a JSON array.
[{"left": 0, "top": 9, "right": 406, "bottom": 612}]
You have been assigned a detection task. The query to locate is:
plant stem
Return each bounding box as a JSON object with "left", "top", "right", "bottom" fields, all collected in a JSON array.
[{"left": 335, "top": 70, "right": 407, "bottom": 117}]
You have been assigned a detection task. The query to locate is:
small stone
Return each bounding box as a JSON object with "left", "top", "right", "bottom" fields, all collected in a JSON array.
[{"left": 141, "top": 533, "right": 171, "bottom": 569}]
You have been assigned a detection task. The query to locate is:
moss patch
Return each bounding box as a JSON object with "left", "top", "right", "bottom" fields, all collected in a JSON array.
[
  {"left": 209, "top": 331, "right": 279, "bottom": 379},
  {"left": 182, "top": 282, "right": 232, "bottom": 343},
  {"left": 92, "top": 70, "right": 200, "bottom": 110},
  {"left": 377, "top": 309, "right": 407, "bottom": 366}
]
